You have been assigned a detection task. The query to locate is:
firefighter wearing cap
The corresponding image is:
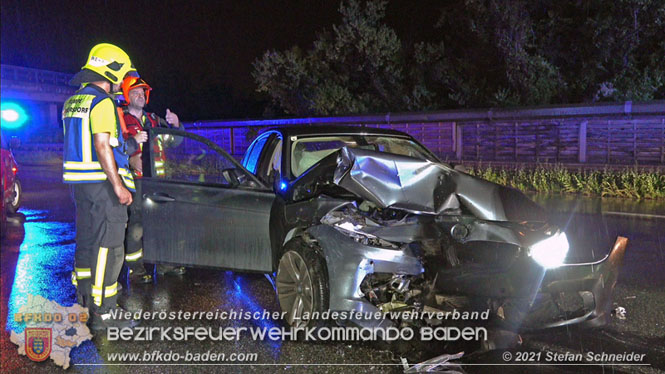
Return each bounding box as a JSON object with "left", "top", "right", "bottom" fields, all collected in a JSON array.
[
  {"left": 119, "top": 75, "right": 184, "bottom": 281},
  {"left": 62, "top": 43, "right": 145, "bottom": 329}
]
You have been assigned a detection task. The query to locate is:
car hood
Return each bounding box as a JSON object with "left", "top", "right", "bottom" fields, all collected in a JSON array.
[{"left": 325, "top": 147, "right": 546, "bottom": 222}]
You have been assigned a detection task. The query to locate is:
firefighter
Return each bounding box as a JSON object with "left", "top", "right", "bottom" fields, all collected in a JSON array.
[
  {"left": 120, "top": 75, "right": 186, "bottom": 283},
  {"left": 63, "top": 43, "right": 145, "bottom": 330}
]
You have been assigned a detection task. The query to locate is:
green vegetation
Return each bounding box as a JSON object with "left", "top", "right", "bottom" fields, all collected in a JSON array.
[
  {"left": 254, "top": 0, "right": 665, "bottom": 116},
  {"left": 466, "top": 164, "right": 665, "bottom": 199}
]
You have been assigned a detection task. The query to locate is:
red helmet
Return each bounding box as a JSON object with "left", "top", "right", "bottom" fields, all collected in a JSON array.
[{"left": 121, "top": 76, "right": 152, "bottom": 105}]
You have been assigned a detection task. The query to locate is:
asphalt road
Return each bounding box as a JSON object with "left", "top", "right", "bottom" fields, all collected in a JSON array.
[{"left": 1, "top": 165, "right": 664, "bottom": 374}]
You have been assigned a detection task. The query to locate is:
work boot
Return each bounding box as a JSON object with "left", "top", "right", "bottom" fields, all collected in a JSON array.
[
  {"left": 129, "top": 266, "right": 146, "bottom": 276},
  {"left": 129, "top": 266, "right": 152, "bottom": 284},
  {"left": 88, "top": 306, "right": 140, "bottom": 331},
  {"left": 156, "top": 265, "right": 186, "bottom": 276},
  {"left": 140, "top": 274, "right": 153, "bottom": 283}
]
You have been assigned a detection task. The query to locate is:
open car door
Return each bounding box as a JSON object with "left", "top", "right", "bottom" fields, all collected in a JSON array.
[{"left": 140, "top": 128, "right": 275, "bottom": 272}]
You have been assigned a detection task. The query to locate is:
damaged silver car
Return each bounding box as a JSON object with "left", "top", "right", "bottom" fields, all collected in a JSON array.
[{"left": 139, "top": 126, "right": 627, "bottom": 332}]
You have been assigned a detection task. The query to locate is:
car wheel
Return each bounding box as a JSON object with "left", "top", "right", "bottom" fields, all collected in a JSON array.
[
  {"left": 7, "top": 179, "right": 21, "bottom": 213},
  {"left": 276, "top": 238, "right": 328, "bottom": 328}
]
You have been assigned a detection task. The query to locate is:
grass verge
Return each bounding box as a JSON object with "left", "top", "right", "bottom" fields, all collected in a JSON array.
[{"left": 465, "top": 164, "right": 665, "bottom": 199}]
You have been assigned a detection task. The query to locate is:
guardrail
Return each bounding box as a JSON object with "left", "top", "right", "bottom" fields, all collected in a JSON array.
[
  {"left": 1, "top": 64, "right": 72, "bottom": 86},
  {"left": 8, "top": 99, "right": 664, "bottom": 167},
  {"left": 1, "top": 64, "right": 75, "bottom": 99}
]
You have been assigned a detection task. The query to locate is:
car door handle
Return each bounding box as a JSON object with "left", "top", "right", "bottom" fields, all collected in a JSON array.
[{"left": 144, "top": 192, "right": 176, "bottom": 202}]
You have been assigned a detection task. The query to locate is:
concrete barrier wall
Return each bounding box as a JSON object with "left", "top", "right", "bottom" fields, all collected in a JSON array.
[{"left": 186, "top": 101, "right": 665, "bottom": 166}]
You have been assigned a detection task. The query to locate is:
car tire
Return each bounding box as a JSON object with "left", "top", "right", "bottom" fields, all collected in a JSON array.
[
  {"left": 7, "top": 179, "right": 21, "bottom": 213},
  {"left": 276, "top": 237, "right": 329, "bottom": 328}
]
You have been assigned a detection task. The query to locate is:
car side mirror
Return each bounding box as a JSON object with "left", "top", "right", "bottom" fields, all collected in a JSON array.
[
  {"left": 9, "top": 137, "right": 21, "bottom": 150},
  {"left": 222, "top": 168, "right": 241, "bottom": 187},
  {"left": 222, "top": 168, "right": 256, "bottom": 188}
]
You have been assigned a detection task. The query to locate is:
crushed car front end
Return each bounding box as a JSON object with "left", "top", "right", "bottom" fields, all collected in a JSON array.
[{"left": 290, "top": 147, "right": 627, "bottom": 330}]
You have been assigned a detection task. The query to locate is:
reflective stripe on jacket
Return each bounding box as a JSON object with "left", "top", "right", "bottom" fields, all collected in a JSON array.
[
  {"left": 122, "top": 109, "right": 166, "bottom": 178},
  {"left": 62, "top": 84, "right": 135, "bottom": 191}
]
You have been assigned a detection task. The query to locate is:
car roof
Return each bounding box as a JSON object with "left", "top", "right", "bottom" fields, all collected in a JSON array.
[{"left": 266, "top": 125, "right": 412, "bottom": 138}]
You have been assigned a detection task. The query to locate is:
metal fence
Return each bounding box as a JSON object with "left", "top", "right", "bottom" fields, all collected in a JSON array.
[{"left": 185, "top": 101, "right": 665, "bottom": 166}]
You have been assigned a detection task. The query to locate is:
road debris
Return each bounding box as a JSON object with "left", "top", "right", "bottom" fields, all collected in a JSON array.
[
  {"left": 613, "top": 306, "right": 627, "bottom": 319},
  {"left": 401, "top": 351, "right": 465, "bottom": 373}
]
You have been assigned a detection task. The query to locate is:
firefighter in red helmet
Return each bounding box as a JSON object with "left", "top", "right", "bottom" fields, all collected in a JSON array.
[{"left": 120, "top": 74, "right": 186, "bottom": 283}]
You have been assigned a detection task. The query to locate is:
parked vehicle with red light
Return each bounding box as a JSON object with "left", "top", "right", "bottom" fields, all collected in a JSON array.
[{"left": 1, "top": 135, "right": 21, "bottom": 216}]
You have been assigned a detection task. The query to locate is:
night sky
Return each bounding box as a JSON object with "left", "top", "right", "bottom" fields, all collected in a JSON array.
[{"left": 1, "top": 0, "right": 439, "bottom": 120}]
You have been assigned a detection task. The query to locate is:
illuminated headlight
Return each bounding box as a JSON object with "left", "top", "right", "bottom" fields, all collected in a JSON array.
[{"left": 529, "top": 232, "right": 569, "bottom": 269}]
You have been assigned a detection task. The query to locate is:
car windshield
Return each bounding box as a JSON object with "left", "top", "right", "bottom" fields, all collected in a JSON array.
[{"left": 291, "top": 135, "right": 437, "bottom": 177}]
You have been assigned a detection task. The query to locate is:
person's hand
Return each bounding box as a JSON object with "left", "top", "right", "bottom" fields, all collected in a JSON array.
[
  {"left": 114, "top": 184, "right": 133, "bottom": 205},
  {"left": 133, "top": 131, "right": 148, "bottom": 143},
  {"left": 165, "top": 109, "right": 180, "bottom": 128},
  {"left": 129, "top": 154, "right": 143, "bottom": 173}
]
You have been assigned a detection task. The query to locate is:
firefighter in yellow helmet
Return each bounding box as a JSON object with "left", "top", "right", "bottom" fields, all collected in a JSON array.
[{"left": 63, "top": 43, "right": 145, "bottom": 330}]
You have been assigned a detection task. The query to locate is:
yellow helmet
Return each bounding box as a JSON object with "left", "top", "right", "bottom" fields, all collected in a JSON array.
[{"left": 80, "top": 43, "right": 133, "bottom": 85}]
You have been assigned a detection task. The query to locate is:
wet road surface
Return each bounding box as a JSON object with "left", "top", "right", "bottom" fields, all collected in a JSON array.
[{"left": 1, "top": 165, "right": 664, "bottom": 373}]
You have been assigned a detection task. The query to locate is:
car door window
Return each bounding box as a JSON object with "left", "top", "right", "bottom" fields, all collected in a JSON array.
[
  {"left": 242, "top": 134, "right": 269, "bottom": 174},
  {"left": 258, "top": 138, "right": 282, "bottom": 185},
  {"left": 149, "top": 128, "right": 263, "bottom": 188}
]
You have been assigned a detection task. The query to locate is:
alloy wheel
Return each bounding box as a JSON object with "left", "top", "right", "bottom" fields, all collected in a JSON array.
[
  {"left": 11, "top": 182, "right": 20, "bottom": 207},
  {"left": 276, "top": 250, "right": 314, "bottom": 327}
]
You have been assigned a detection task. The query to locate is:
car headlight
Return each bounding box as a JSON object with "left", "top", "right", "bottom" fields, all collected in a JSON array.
[{"left": 529, "top": 231, "right": 569, "bottom": 269}]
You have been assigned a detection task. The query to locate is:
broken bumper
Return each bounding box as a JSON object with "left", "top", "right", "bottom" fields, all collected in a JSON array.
[
  {"left": 307, "top": 225, "right": 423, "bottom": 326},
  {"left": 311, "top": 218, "right": 627, "bottom": 330},
  {"left": 530, "top": 236, "right": 628, "bottom": 328}
]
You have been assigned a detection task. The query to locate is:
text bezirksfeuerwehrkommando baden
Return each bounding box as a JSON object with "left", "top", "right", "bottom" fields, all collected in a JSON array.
[{"left": 107, "top": 325, "right": 488, "bottom": 342}]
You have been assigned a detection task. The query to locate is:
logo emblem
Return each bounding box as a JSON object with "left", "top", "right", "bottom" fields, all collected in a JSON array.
[{"left": 25, "top": 328, "right": 52, "bottom": 362}]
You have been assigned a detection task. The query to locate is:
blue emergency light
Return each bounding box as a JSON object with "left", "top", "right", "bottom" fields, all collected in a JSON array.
[{"left": 1, "top": 102, "right": 28, "bottom": 129}]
